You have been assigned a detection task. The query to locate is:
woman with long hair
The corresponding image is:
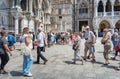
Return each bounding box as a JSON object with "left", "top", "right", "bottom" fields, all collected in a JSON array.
[{"left": 21, "top": 27, "right": 33, "bottom": 77}]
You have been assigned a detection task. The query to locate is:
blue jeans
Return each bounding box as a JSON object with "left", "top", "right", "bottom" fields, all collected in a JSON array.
[
  {"left": 112, "top": 40, "right": 117, "bottom": 47},
  {"left": 23, "top": 55, "right": 33, "bottom": 74}
]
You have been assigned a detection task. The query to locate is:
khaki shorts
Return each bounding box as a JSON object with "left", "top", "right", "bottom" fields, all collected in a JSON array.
[
  {"left": 103, "top": 45, "right": 111, "bottom": 59},
  {"left": 84, "top": 42, "right": 92, "bottom": 53}
]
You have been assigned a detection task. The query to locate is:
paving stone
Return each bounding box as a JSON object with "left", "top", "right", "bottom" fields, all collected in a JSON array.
[{"left": 0, "top": 38, "right": 120, "bottom": 79}]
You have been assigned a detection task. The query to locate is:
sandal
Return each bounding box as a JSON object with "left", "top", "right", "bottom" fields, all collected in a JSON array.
[
  {"left": 116, "top": 67, "right": 120, "bottom": 70},
  {"left": 111, "top": 57, "right": 116, "bottom": 60}
]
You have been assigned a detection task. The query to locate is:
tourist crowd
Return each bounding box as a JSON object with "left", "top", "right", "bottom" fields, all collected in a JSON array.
[{"left": 0, "top": 26, "right": 120, "bottom": 77}]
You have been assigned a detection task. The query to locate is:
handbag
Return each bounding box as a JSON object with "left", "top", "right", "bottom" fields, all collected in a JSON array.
[
  {"left": 40, "top": 46, "right": 45, "bottom": 52},
  {"left": 114, "top": 45, "right": 119, "bottom": 51},
  {"left": 72, "top": 41, "right": 78, "bottom": 51},
  {"left": 34, "top": 41, "right": 38, "bottom": 46}
]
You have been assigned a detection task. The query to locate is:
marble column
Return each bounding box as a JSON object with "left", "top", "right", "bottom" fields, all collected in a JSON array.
[
  {"left": 103, "top": 4, "right": 106, "bottom": 16},
  {"left": 12, "top": 0, "right": 15, "bottom": 8},
  {"left": 14, "top": 16, "right": 19, "bottom": 34},
  {"left": 112, "top": 3, "right": 114, "bottom": 16},
  {"left": 14, "top": 0, "right": 21, "bottom": 8},
  {"left": 26, "top": 0, "right": 29, "bottom": 11},
  {"left": 29, "top": 0, "right": 33, "bottom": 14},
  {"left": 94, "top": 4, "right": 98, "bottom": 17}
]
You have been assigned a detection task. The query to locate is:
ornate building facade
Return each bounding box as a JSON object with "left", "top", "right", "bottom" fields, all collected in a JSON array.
[
  {"left": 50, "top": 0, "right": 73, "bottom": 32},
  {"left": 0, "top": 0, "right": 52, "bottom": 34},
  {"left": 75, "top": 0, "right": 120, "bottom": 36},
  {"left": 75, "top": 0, "right": 94, "bottom": 32},
  {"left": 93, "top": 0, "right": 120, "bottom": 36}
]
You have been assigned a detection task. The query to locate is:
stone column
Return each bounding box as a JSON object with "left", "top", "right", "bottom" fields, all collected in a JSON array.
[
  {"left": 12, "top": 0, "right": 15, "bottom": 8},
  {"left": 26, "top": 0, "right": 29, "bottom": 11},
  {"left": 103, "top": 3, "right": 106, "bottom": 16},
  {"left": 112, "top": 3, "right": 114, "bottom": 16},
  {"left": 14, "top": 16, "right": 19, "bottom": 34},
  {"left": 94, "top": 4, "right": 98, "bottom": 17},
  {"left": 14, "top": 0, "right": 21, "bottom": 8},
  {"left": 29, "top": 0, "right": 33, "bottom": 14}
]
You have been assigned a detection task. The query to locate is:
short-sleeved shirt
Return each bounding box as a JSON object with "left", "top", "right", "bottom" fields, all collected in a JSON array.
[
  {"left": 37, "top": 32, "right": 45, "bottom": 47},
  {"left": 85, "top": 31, "right": 95, "bottom": 43},
  {"left": 0, "top": 37, "right": 8, "bottom": 54},
  {"left": 114, "top": 32, "right": 118, "bottom": 41},
  {"left": 104, "top": 32, "right": 111, "bottom": 45},
  {"left": 74, "top": 36, "right": 81, "bottom": 49}
]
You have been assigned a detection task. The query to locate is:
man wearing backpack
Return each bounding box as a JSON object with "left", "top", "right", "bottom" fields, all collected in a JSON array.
[{"left": 84, "top": 26, "right": 96, "bottom": 62}]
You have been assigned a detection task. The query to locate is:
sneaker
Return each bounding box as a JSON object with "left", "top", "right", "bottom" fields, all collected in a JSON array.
[
  {"left": 34, "top": 61, "right": 40, "bottom": 64},
  {"left": 72, "top": 62, "right": 76, "bottom": 64},
  {"left": 24, "top": 73, "right": 32, "bottom": 77},
  {"left": 116, "top": 67, "right": 120, "bottom": 71},
  {"left": 43, "top": 60, "right": 48, "bottom": 65},
  {"left": 111, "top": 57, "right": 116, "bottom": 60},
  {"left": 0, "top": 70, "right": 8, "bottom": 74},
  {"left": 91, "top": 59, "right": 96, "bottom": 63},
  {"left": 87, "top": 56, "right": 90, "bottom": 59}
]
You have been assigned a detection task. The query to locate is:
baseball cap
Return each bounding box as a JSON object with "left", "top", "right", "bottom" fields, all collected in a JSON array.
[{"left": 86, "top": 26, "right": 90, "bottom": 29}]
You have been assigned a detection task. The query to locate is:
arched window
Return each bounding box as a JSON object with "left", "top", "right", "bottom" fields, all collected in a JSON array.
[
  {"left": 79, "top": 2, "right": 88, "bottom": 14},
  {"left": 114, "top": 0, "right": 120, "bottom": 11},
  {"left": 98, "top": 0, "right": 103, "bottom": 12},
  {"left": 20, "top": 0, "right": 27, "bottom": 11},
  {"left": 106, "top": 0, "right": 112, "bottom": 12}
]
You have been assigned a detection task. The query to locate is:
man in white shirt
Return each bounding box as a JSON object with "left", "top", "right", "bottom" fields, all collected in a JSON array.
[
  {"left": 84, "top": 26, "right": 96, "bottom": 62},
  {"left": 34, "top": 28, "right": 48, "bottom": 64}
]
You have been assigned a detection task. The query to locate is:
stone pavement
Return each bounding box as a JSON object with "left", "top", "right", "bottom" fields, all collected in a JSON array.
[{"left": 0, "top": 38, "right": 120, "bottom": 79}]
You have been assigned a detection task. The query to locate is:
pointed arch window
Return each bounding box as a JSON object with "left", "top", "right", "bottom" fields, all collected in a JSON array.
[
  {"left": 106, "top": 0, "right": 112, "bottom": 12},
  {"left": 114, "top": 0, "right": 120, "bottom": 11},
  {"left": 79, "top": 2, "right": 88, "bottom": 14},
  {"left": 98, "top": 0, "right": 103, "bottom": 12},
  {"left": 20, "top": 0, "right": 27, "bottom": 11}
]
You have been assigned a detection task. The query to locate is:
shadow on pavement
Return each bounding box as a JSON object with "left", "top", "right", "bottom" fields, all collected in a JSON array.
[
  {"left": 106, "top": 65, "right": 116, "bottom": 69},
  {"left": 63, "top": 61, "right": 73, "bottom": 64},
  {"left": 10, "top": 71, "right": 23, "bottom": 76},
  {"left": 95, "top": 61, "right": 104, "bottom": 65}
]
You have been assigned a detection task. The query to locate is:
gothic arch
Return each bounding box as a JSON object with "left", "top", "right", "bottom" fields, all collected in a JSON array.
[
  {"left": 78, "top": 0, "right": 89, "bottom": 14},
  {"left": 106, "top": 0, "right": 112, "bottom": 12},
  {"left": 114, "top": 0, "right": 120, "bottom": 11},
  {"left": 78, "top": 0, "right": 88, "bottom": 8},
  {"left": 98, "top": 0, "right": 104, "bottom": 12},
  {"left": 20, "top": 0, "right": 27, "bottom": 11},
  {"left": 115, "top": 20, "right": 120, "bottom": 30},
  {"left": 32, "top": 0, "right": 39, "bottom": 15},
  {"left": 99, "top": 20, "right": 111, "bottom": 32}
]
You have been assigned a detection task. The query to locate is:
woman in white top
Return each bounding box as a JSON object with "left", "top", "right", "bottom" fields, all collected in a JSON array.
[
  {"left": 72, "top": 32, "right": 84, "bottom": 65},
  {"left": 21, "top": 27, "right": 33, "bottom": 77}
]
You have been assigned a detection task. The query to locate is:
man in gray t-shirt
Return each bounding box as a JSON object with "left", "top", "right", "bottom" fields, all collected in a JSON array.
[{"left": 0, "top": 37, "right": 8, "bottom": 54}]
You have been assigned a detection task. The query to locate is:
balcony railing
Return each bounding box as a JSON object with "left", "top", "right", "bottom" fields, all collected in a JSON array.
[
  {"left": 98, "top": 11, "right": 120, "bottom": 16},
  {"left": 98, "top": 12, "right": 103, "bottom": 16},
  {"left": 114, "top": 11, "right": 120, "bottom": 16},
  {"left": 106, "top": 12, "right": 112, "bottom": 16}
]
